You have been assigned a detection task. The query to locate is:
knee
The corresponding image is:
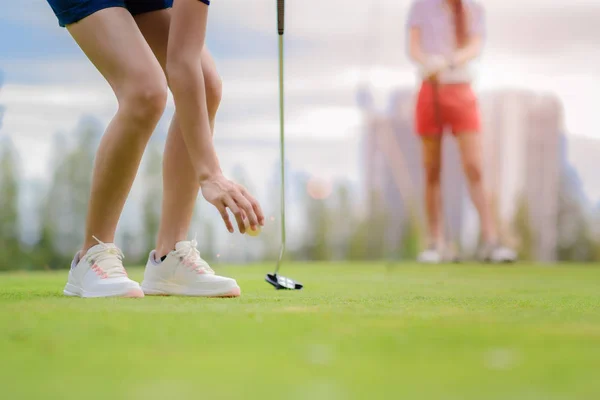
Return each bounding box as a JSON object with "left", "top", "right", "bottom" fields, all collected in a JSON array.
[
  {"left": 166, "top": 55, "right": 195, "bottom": 93},
  {"left": 204, "top": 69, "right": 223, "bottom": 117},
  {"left": 424, "top": 164, "right": 441, "bottom": 186},
  {"left": 464, "top": 162, "right": 482, "bottom": 184},
  {"left": 166, "top": 55, "right": 222, "bottom": 116},
  {"left": 119, "top": 76, "right": 168, "bottom": 125}
]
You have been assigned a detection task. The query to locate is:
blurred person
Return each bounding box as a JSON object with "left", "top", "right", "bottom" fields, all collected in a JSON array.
[
  {"left": 406, "top": 0, "right": 516, "bottom": 263},
  {"left": 45, "top": 0, "right": 264, "bottom": 298}
]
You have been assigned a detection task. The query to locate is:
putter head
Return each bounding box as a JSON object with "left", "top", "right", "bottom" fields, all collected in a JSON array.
[{"left": 265, "top": 273, "right": 303, "bottom": 290}]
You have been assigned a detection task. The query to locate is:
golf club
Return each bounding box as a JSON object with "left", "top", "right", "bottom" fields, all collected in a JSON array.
[{"left": 265, "top": 0, "right": 303, "bottom": 291}]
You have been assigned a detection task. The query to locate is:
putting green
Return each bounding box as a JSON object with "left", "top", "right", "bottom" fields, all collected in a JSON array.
[{"left": 1, "top": 263, "right": 599, "bottom": 399}]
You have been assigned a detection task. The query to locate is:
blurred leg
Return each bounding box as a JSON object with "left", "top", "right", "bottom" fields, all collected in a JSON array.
[
  {"left": 456, "top": 132, "right": 497, "bottom": 243},
  {"left": 135, "top": 9, "right": 223, "bottom": 258},
  {"left": 67, "top": 8, "right": 168, "bottom": 253},
  {"left": 421, "top": 137, "right": 445, "bottom": 248}
]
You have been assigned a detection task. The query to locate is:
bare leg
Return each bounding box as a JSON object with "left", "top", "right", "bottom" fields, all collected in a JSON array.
[
  {"left": 134, "top": 10, "right": 223, "bottom": 258},
  {"left": 456, "top": 132, "right": 497, "bottom": 243},
  {"left": 67, "top": 8, "right": 168, "bottom": 253},
  {"left": 421, "top": 137, "right": 445, "bottom": 248}
]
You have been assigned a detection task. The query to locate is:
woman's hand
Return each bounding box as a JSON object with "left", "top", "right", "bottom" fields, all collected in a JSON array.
[
  {"left": 200, "top": 173, "right": 265, "bottom": 234},
  {"left": 422, "top": 55, "right": 449, "bottom": 80}
]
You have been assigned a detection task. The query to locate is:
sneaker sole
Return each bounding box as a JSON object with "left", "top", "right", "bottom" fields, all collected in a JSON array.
[
  {"left": 141, "top": 283, "right": 241, "bottom": 298},
  {"left": 63, "top": 283, "right": 144, "bottom": 298}
]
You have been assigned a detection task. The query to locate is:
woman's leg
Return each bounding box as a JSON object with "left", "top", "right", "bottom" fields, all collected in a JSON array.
[
  {"left": 421, "top": 137, "right": 445, "bottom": 249},
  {"left": 67, "top": 8, "right": 168, "bottom": 254},
  {"left": 135, "top": 7, "right": 242, "bottom": 297},
  {"left": 455, "top": 133, "right": 497, "bottom": 243},
  {"left": 134, "top": 9, "right": 222, "bottom": 258}
]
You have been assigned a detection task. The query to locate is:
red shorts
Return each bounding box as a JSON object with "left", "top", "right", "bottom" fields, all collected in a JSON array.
[{"left": 415, "top": 81, "right": 481, "bottom": 136}]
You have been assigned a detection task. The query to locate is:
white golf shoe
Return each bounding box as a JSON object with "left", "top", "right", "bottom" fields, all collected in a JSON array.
[
  {"left": 418, "top": 247, "right": 444, "bottom": 264},
  {"left": 141, "top": 239, "right": 241, "bottom": 297},
  {"left": 64, "top": 238, "right": 143, "bottom": 298},
  {"left": 479, "top": 243, "right": 518, "bottom": 263},
  {"left": 418, "top": 245, "right": 460, "bottom": 264}
]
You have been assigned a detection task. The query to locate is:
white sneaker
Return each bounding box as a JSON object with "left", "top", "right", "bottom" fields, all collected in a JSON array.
[
  {"left": 479, "top": 243, "right": 518, "bottom": 263},
  {"left": 418, "top": 247, "right": 444, "bottom": 264},
  {"left": 141, "top": 239, "right": 241, "bottom": 297},
  {"left": 64, "top": 238, "right": 143, "bottom": 298},
  {"left": 417, "top": 244, "right": 460, "bottom": 264}
]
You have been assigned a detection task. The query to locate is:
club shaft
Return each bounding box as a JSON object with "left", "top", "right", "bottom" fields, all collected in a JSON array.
[
  {"left": 277, "top": 0, "right": 285, "bottom": 35},
  {"left": 275, "top": 33, "right": 286, "bottom": 275}
]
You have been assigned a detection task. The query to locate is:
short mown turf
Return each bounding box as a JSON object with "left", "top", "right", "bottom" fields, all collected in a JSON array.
[{"left": 1, "top": 263, "right": 599, "bottom": 400}]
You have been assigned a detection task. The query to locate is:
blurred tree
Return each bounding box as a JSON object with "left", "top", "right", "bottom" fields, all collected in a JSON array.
[
  {"left": 593, "top": 212, "right": 600, "bottom": 262},
  {"left": 121, "top": 229, "right": 136, "bottom": 258},
  {"left": 34, "top": 135, "right": 66, "bottom": 269},
  {"left": 302, "top": 197, "right": 332, "bottom": 261},
  {"left": 293, "top": 172, "right": 333, "bottom": 262},
  {"left": 0, "top": 139, "right": 21, "bottom": 270},
  {"left": 39, "top": 119, "right": 99, "bottom": 268},
  {"left": 399, "top": 208, "right": 422, "bottom": 260},
  {"left": 592, "top": 236, "right": 600, "bottom": 262},
  {"left": 260, "top": 162, "right": 285, "bottom": 262},
  {"left": 556, "top": 173, "right": 595, "bottom": 261},
  {"left": 347, "top": 217, "right": 369, "bottom": 261},
  {"left": 347, "top": 190, "right": 389, "bottom": 260},
  {"left": 201, "top": 220, "right": 217, "bottom": 262},
  {"left": 35, "top": 196, "right": 65, "bottom": 270},
  {"left": 512, "top": 194, "right": 535, "bottom": 261},
  {"left": 189, "top": 199, "right": 219, "bottom": 263},
  {"left": 366, "top": 191, "right": 389, "bottom": 259},
  {"left": 330, "top": 182, "right": 353, "bottom": 260}
]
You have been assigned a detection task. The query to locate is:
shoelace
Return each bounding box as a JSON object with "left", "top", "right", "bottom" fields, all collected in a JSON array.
[
  {"left": 86, "top": 236, "right": 127, "bottom": 278},
  {"left": 173, "top": 239, "right": 214, "bottom": 275}
]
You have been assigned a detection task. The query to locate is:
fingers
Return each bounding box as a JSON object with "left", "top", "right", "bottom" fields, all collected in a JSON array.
[
  {"left": 206, "top": 178, "right": 265, "bottom": 234},
  {"left": 223, "top": 195, "right": 245, "bottom": 234},
  {"left": 232, "top": 191, "right": 258, "bottom": 230},
  {"left": 238, "top": 185, "right": 265, "bottom": 226},
  {"left": 215, "top": 202, "right": 235, "bottom": 233}
]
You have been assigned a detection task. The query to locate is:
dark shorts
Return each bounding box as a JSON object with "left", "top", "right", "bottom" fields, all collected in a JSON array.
[{"left": 47, "top": 0, "right": 175, "bottom": 27}]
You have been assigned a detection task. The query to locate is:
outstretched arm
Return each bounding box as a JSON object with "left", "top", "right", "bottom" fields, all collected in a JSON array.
[
  {"left": 167, "top": 0, "right": 217, "bottom": 181},
  {"left": 167, "top": 0, "right": 264, "bottom": 234}
]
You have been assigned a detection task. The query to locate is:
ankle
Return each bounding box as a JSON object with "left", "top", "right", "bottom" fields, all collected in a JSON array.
[
  {"left": 154, "top": 250, "right": 168, "bottom": 261},
  {"left": 482, "top": 235, "right": 498, "bottom": 246},
  {"left": 79, "top": 244, "right": 96, "bottom": 259},
  {"left": 156, "top": 236, "right": 186, "bottom": 260},
  {"left": 81, "top": 242, "right": 94, "bottom": 256},
  {"left": 429, "top": 236, "right": 445, "bottom": 250},
  {"left": 82, "top": 235, "right": 115, "bottom": 254},
  {"left": 155, "top": 245, "right": 174, "bottom": 261}
]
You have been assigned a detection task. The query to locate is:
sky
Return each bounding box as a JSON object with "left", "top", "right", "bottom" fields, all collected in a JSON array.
[{"left": 0, "top": 0, "right": 599, "bottom": 195}]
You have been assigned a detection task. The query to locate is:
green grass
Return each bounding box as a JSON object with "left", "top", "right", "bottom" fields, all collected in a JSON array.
[{"left": 1, "top": 263, "right": 600, "bottom": 400}]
